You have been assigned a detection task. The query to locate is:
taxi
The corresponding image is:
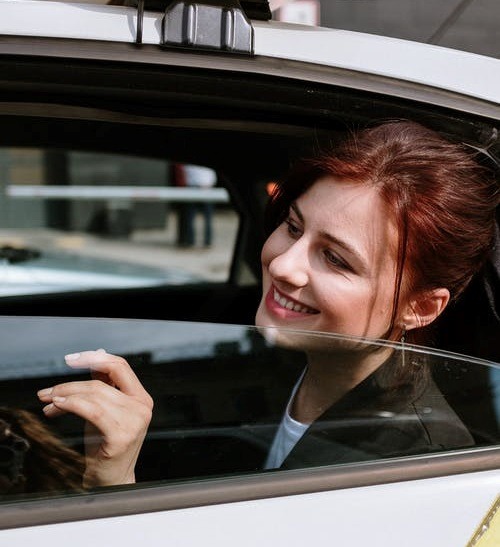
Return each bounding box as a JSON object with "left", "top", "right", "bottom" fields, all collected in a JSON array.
[{"left": 0, "top": 2, "right": 498, "bottom": 545}]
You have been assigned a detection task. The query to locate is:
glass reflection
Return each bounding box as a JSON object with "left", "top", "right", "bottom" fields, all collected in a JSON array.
[{"left": 0, "top": 318, "right": 498, "bottom": 498}]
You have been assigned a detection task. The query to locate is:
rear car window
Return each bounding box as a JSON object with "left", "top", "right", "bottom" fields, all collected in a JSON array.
[{"left": 0, "top": 147, "right": 238, "bottom": 296}]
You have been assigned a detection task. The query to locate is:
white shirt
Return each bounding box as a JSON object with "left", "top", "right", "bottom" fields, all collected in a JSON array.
[
  {"left": 264, "top": 370, "right": 309, "bottom": 469},
  {"left": 183, "top": 165, "right": 217, "bottom": 188}
]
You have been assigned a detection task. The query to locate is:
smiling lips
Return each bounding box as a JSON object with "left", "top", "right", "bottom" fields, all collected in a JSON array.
[{"left": 272, "top": 287, "right": 318, "bottom": 315}]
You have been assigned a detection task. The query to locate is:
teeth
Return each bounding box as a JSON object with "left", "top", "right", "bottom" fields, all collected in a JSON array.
[{"left": 273, "top": 289, "right": 314, "bottom": 314}]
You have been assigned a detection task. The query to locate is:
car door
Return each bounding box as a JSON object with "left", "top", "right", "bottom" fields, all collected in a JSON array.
[{"left": 0, "top": 317, "right": 498, "bottom": 546}]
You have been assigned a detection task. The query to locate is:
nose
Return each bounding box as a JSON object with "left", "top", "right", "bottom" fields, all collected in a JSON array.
[{"left": 268, "top": 239, "right": 309, "bottom": 288}]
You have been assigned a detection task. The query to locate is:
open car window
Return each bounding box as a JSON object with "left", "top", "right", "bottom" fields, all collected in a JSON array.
[
  {"left": 0, "top": 317, "right": 497, "bottom": 505},
  {"left": 0, "top": 147, "right": 237, "bottom": 295}
]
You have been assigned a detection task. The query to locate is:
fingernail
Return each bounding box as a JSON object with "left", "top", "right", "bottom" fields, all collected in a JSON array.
[
  {"left": 65, "top": 352, "right": 81, "bottom": 361},
  {"left": 53, "top": 396, "right": 66, "bottom": 404},
  {"left": 37, "top": 388, "right": 53, "bottom": 397},
  {"left": 96, "top": 348, "right": 106, "bottom": 354},
  {"left": 42, "top": 403, "right": 54, "bottom": 414}
]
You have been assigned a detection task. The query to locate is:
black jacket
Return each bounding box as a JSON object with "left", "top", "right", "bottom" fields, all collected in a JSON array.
[
  {"left": 280, "top": 368, "right": 474, "bottom": 470},
  {"left": 145, "top": 357, "right": 474, "bottom": 481}
]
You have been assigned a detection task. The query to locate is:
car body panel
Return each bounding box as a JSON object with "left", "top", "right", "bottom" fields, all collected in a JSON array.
[
  {"left": 1, "top": 0, "right": 499, "bottom": 105},
  {"left": 1, "top": 469, "right": 499, "bottom": 547}
]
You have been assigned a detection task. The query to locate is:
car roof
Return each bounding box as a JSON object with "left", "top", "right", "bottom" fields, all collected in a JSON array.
[{"left": 2, "top": 0, "right": 500, "bottom": 105}]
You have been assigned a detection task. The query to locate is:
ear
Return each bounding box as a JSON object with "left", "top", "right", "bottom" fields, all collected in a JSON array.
[{"left": 401, "top": 288, "right": 450, "bottom": 331}]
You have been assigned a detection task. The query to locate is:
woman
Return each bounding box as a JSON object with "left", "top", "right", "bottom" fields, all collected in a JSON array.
[{"left": 38, "top": 121, "right": 498, "bottom": 486}]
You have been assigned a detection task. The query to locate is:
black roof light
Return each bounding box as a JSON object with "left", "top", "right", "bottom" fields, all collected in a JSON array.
[{"left": 125, "top": 0, "right": 271, "bottom": 53}]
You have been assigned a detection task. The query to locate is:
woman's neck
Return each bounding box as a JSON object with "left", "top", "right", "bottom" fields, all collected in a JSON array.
[{"left": 290, "top": 347, "right": 392, "bottom": 424}]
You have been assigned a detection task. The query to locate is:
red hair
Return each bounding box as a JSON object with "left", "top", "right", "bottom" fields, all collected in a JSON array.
[{"left": 266, "top": 121, "right": 499, "bottom": 344}]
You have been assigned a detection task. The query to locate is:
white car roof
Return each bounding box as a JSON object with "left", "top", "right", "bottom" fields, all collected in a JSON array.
[{"left": 1, "top": 0, "right": 500, "bottom": 104}]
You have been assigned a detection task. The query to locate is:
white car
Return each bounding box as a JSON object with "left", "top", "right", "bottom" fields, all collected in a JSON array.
[{"left": 0, "top": 1, "right": 498, "bottom": 546}]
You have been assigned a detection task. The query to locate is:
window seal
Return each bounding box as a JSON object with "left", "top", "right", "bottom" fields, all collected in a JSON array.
[{"left": 0, "top": 36, "right": 499, "bottom": 121}]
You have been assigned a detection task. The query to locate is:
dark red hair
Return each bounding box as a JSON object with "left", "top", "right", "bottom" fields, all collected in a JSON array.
[{"left": 266, "top": 121, "right": 499, "bottom": 344}]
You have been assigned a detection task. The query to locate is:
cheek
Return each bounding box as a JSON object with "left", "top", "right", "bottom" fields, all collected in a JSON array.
[
  {"left": 318, "top": 278, "right": 386, "bottom": 321},
  {"left": 357, "top": 277, "right": 398, "bottom": 328},
  {"left": 312, "top": 277, "right": 360, "bottom": 317}
]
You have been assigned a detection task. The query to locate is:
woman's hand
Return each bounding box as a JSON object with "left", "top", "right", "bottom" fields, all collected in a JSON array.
[{"left": 37, "top": 349, "right": 153, "bottom": 488}]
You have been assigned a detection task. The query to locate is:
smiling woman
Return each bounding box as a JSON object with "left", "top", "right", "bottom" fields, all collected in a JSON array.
[
  {"left": 258, "top": 180, "right": 403, "bottom": 339},
  {"left": 39, "top": 120, "right": 499, "bottom": 484},
  {"left": 262, "top": 121, "right": 498, "bottom": 345},
  {"left": 254, "top": 120, "right": 498, "bottom": 467}
]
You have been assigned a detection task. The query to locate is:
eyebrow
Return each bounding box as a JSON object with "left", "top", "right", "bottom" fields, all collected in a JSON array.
[{"left": 290, "top": 202, "right": 368, "bottom": 272}]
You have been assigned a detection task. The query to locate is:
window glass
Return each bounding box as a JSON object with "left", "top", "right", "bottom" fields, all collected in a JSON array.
[
  {"left": 0, "top": 317, "right": 497, "bottom": 501},
  {"left": 0, "top": 148, "right": 238, "bottom": 296}
]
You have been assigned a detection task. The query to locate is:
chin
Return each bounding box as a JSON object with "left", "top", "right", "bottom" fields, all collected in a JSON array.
[{"left": 254, "top": 303, "right": 272, "bottom": 329}]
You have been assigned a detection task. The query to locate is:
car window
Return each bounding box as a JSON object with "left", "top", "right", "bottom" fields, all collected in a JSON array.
[
  {"left": 0, "top": 317, "right": 497, "bottom": 503},
  {"left": 0, "top": 147, "right": 237, "bottom": 296}
]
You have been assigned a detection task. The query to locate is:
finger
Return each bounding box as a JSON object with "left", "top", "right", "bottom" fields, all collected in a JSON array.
[
  {"left": 91, "top": 370, "right": 115, "bottom": 387},
  {"left": 51, "top": 395, "right": 151, "bottom": 449},
  {"left": 64, "top": 350, "right": 150, "bottom": 401},
  {"left": 38, "top": 387, "right": 56, "bottom": 402},
  {"left": 38, "top": 380, "right": 123, "bottom": 403},
  {"left": 50, "top": 395, "right": 110, "bottom": 432},
  {"left": 90, "top": 350, "right": 116, "bottom": 386},
  {"left": 63, "top": 348, "right": 106, "bottom": 370},
  {"left": 42, "top": 402, "right": 67, "bottom": 418}
]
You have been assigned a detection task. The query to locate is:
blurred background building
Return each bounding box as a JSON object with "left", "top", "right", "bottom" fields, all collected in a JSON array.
[{"left": 275, "top": 0, "right": 499, "bottom": 59}]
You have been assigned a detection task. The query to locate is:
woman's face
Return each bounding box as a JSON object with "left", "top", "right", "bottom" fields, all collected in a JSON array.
[{"left": 256, "top": 177, "right": 404, "bottom": 341}]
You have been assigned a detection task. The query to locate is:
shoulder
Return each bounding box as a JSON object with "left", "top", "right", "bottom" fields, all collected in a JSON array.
[
  {"left": 281, "top": 376, "right": 474, "bottom": 469},
  {"left": 412, "top": 377, "right": 475, "bottom": 449}
]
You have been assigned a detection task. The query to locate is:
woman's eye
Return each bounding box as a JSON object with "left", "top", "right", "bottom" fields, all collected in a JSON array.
[
  {"left": 285, "top": 219, "right": 302, "bottom": 238},
  {"left": 324, "top": 250, "right": 349, "bottom": 270}
]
